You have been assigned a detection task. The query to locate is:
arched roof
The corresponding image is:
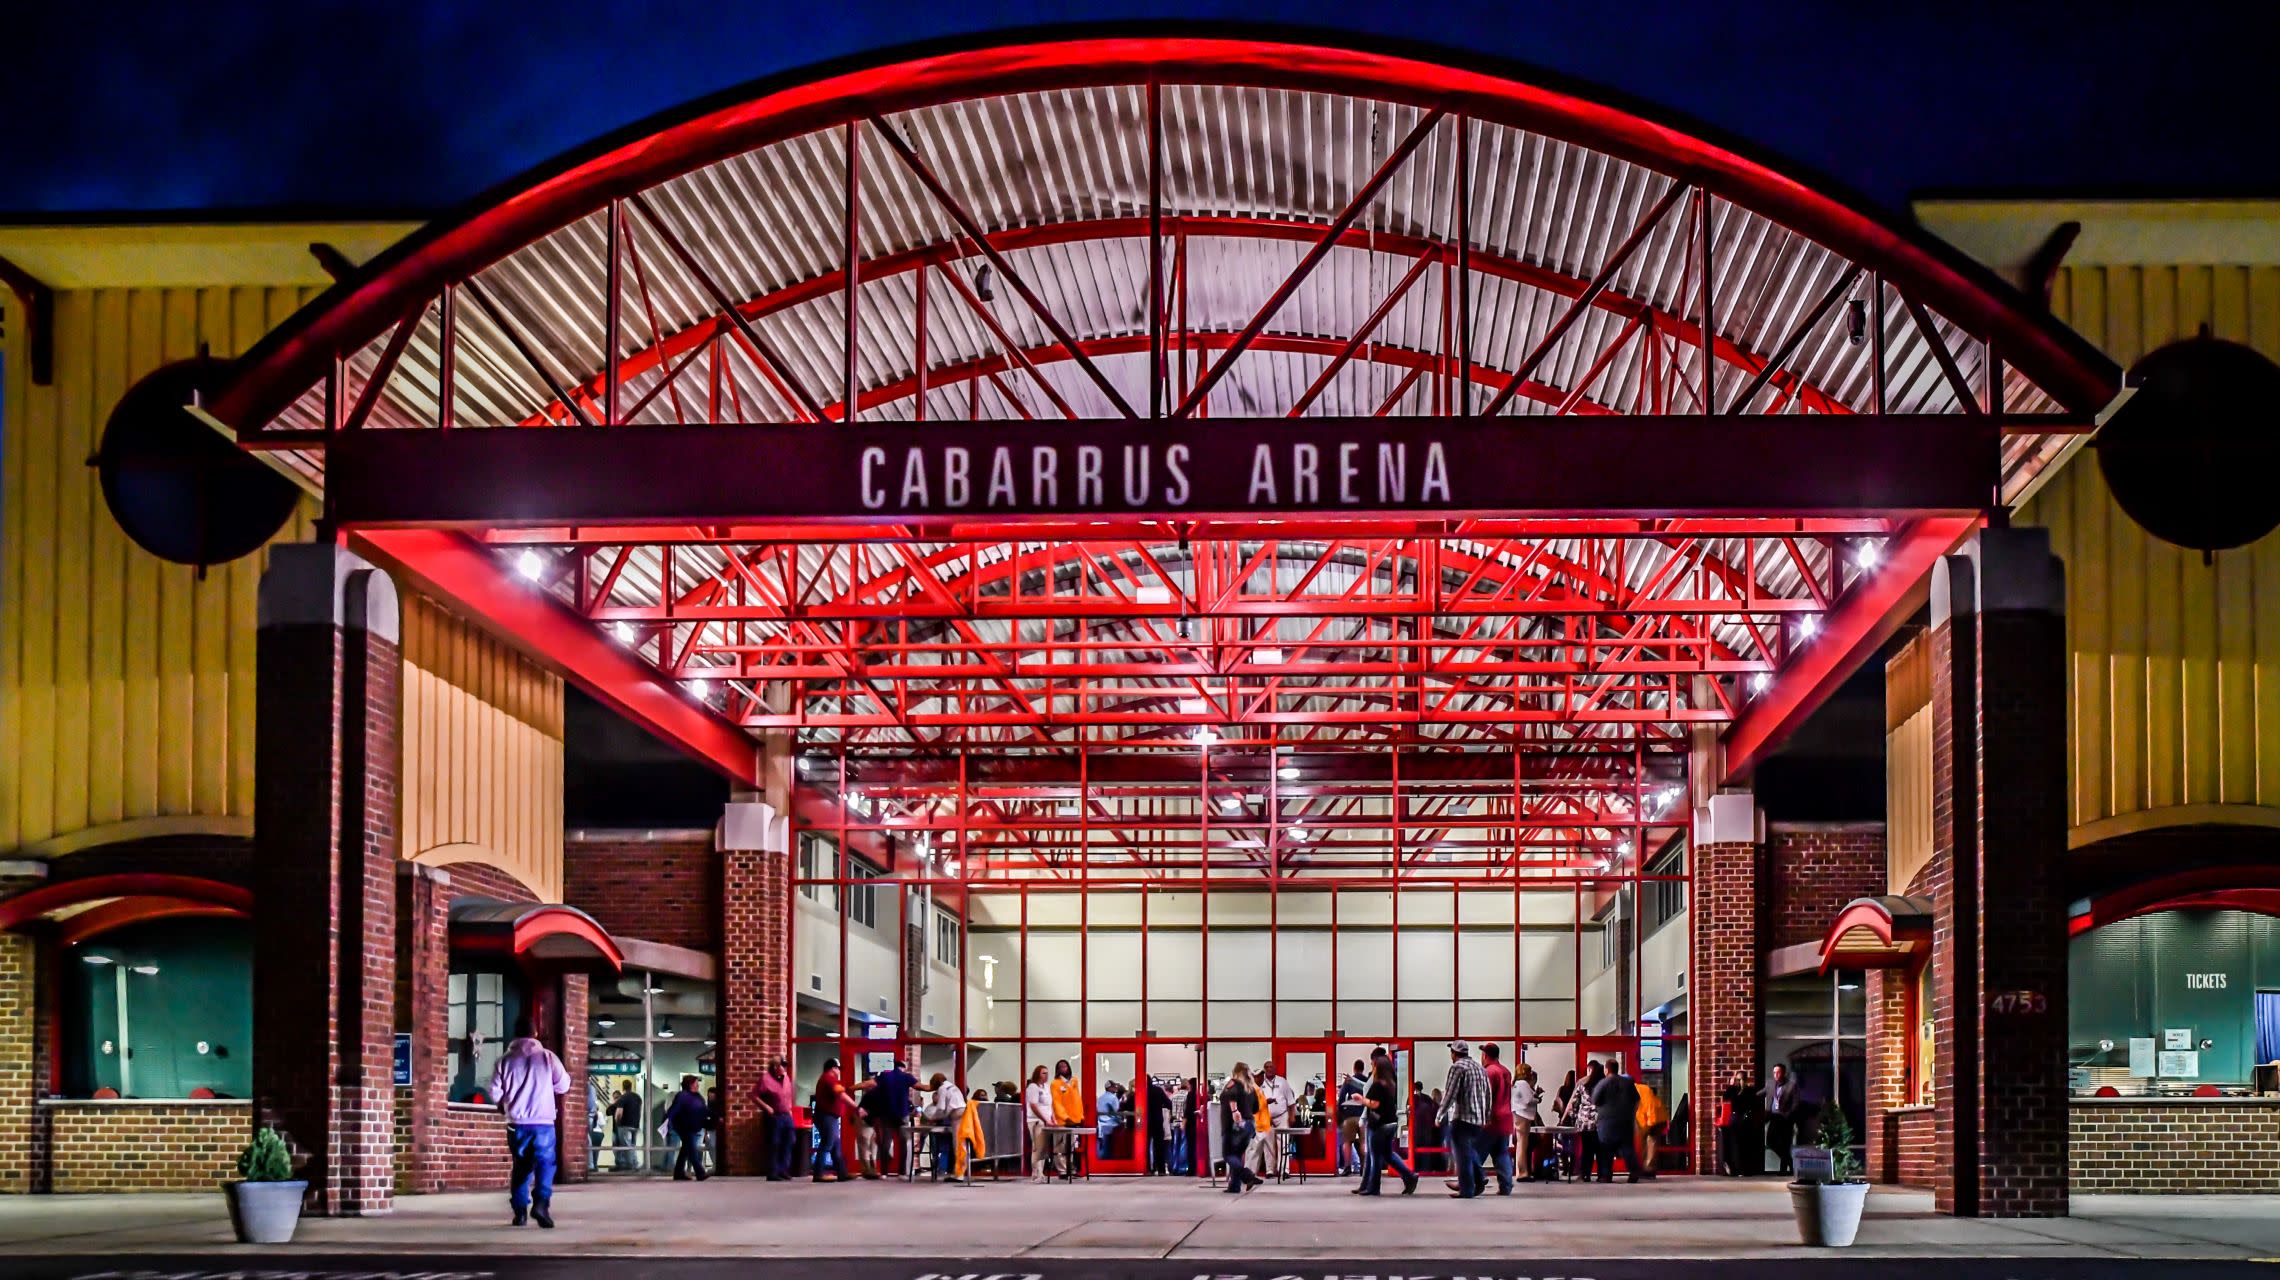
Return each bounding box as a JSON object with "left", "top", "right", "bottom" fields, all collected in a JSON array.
[
  {"left": 216, "top": 26, "right": 2112, "bottom": 442},
  {"left": 210, "top": 26, "right": 2116, "bottom": 768}
]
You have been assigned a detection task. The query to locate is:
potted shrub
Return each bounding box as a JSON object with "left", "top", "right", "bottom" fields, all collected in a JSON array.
[
  {"left": 225, "top": 1127, "right": 307, "bottom": 1244},
  {"left": 1788, "top": 1107, "right": 1870, "bottom": 1247}
]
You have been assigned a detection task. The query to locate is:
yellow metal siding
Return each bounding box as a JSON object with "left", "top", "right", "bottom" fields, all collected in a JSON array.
[
  {"left": 401, "top": 596, "right": 565, "bottom": 903},
  {"left": 2022, "top": 260, "right": 2280, "bottom": 841},
  {"left": 0, "top": 285, "right": 321, "bottom": 853},
  {"left": 1886, "top": 708, "right": 1934, "bottom": 894}
]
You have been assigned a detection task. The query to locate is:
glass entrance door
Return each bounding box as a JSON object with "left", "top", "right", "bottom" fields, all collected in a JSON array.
[
  {"left": 1085, "top": 1040, "right": 1147, "bottom": 1174},
  {"left": 1271, "top": 1041, "right": 1334, "bottom": 1174}
]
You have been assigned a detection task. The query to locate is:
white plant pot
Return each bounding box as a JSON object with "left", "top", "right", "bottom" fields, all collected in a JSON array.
[
  {"left": 1789, "top": 1179, "right": 1869, "bottom": 1247},
  {"left": 225, "top": 1179, "right": 307, "bottom": 1244}
]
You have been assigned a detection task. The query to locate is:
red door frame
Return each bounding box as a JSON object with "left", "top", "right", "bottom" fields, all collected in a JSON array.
[
  {"left": 1268, "top": 1039, "right": 1341, "bottom": 1174},
  {"left": 1083, "top": 1039, "right": 1150, "bottom": 1174}
]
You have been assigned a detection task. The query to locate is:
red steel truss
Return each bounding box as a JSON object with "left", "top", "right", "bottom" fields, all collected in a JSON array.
[{"left": 209, "top": 31, "right": 2113, "bottom": 778}]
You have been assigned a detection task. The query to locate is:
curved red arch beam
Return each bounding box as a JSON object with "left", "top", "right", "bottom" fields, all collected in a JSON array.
[
  {"left": 520, "top": 215, "right": 1827, "bottom": 428},
  {"left": 211, "top": 34, "right": 2114, "bottom": 432},
  {"left": 2069, "top": 865, "right": 2280, "bottom": 936},
  {"left": 0, "top": 874, "right": 253, "bottom": 934},
  {"left": 55, "top": 900, "right": 247, "bottom": 948}
]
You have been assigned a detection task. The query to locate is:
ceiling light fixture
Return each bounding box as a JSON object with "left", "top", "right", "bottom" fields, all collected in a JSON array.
[
  {"left": 1749, "top": 672, "right": 1772, "bottom": 696},
  {"left": 1278, "top": 765, "right": 1300, "bottom": 781},
  {"left": 613, "top": 622, "right": 635, "bottom": 644},
  {"left": 1854, "top": 540, "right": 1882, "bottom": 571},
  {"left": 81, "top": 954, "right": 114, "bottom": 966},
  {"left": 517, "top": 550, "right": 545, "bottom": 581},
  {"left": 1191, "top": 726, "right": 1219, "bottom": 748},
  {"left": 1253, "top": 647, "right": 1285, "bottom": 666}
]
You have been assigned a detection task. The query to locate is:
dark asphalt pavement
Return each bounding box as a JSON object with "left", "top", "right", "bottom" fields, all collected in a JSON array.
[{"left": 13, "top": 1257, "right": 2276, "bottom": 1280}]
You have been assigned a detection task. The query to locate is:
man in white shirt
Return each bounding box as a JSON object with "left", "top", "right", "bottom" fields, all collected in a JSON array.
[
  {"left": 1250, "top": 1062, "right": 1297, "bottom": 1178},
  {"left": 1024, "top": 1067, "right": 1057, "bottom": 1181}
]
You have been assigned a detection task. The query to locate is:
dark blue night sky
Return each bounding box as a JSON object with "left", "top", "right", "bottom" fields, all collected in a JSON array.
[{"left": 6, "top": 1, "right": 2273, "bottom": 217}]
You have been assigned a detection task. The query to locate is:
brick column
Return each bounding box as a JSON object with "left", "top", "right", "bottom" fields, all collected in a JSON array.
[
  {"left": 1689, "top": 792, "right": 1760, "bottom": 1175},
  {"left": 1928, "top": 549, "right": 1978, "bottom": 1214},
  {"left": 394, "top": 863, "right": 450, "bottom": 1195},
  {"left": 555, "top": 973, "right": 590, "bottom": 1182},
  {"left": 718, "top": 726, "right": 791, "bottom": 1176},
  {"left": 1863, "top": 967, "right": 1910, "bottom": 1183},
  {"left": 0, "top": 868, "right": 50, "bottom": 1193},
  {"left": 254, "top": 543, "right": 401, "bottom": 1216},
  {"left": 1972, "top": 529, "right": 2070, "bottom": 1216},
  {"left": 1928, "top": 529, "right": 2069, "bottom": 1217}
]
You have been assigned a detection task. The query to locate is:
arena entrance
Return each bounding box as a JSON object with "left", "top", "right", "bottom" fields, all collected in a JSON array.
[{"left": 205, "top": 30, "right": 2112, "bottom": 1181}]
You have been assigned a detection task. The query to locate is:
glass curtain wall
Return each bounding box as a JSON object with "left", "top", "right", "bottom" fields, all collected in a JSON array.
[
  {"left": 789, "top": 748, "right": 1691, "bottom": 1126},
  {"left": 588, "top": 970, "right": 719, "bottom": 1174}
]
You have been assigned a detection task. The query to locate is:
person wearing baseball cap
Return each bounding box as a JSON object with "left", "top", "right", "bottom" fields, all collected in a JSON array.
[{"left": 1438, "top": 1040, "right": 1492, "bottom": 1198}]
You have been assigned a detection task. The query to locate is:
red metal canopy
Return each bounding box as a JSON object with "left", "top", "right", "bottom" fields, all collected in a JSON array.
[{"left": 209, "top": 27, "right": 2113, "bottom": 808}]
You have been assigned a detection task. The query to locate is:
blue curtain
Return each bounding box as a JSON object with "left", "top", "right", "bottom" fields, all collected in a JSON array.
[{"left": 2255, "top": 991, "right": 2280, "bottom": 1066}]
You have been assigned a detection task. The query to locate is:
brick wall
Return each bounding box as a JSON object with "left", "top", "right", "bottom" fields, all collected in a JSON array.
[
  {"left": 2071, "top": 1101, "right": 2280, "bottom": 1193},
  {"left": 430, "top": 1103, "right": 515, "bottom": 1190},
  {"left": 563, "top": 832, "right": 717, "bottom": 951},
  {"left": 1927, "top": 586, "right": 1975, "bottom": 1215},
  {"left": 1689, "top": 838, "right": 1760, "bottom": 1175},
  {"left": 1877, "top": 1107, "right": 1936, "bottom": 1188},
  {"left": 42, "top": 1102, "right": 247, "bottom": 1192},
  {"left": 1765, "top": 825, "right": 1887, "bottom": 948}
]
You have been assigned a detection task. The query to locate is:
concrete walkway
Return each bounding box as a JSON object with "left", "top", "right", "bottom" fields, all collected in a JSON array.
[{"left": 1, "top": 1177, "right": 2276, "bottom": 1260}]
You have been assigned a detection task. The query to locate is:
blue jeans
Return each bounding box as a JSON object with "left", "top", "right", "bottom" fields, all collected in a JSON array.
[
  {"left": 1170, "top": 1126, "right": 1189, "bottom": 1175},
  {"left": 766, "top": 1112, "right": 795, "bottom": 1179},
  {"left": 1482, "top": 1130, "right": 1514, "bottom": 1193},
  {"left": 1449, "top": 1120, "right": 1485, "bottom": 1196},
  {"left": 672, "top": 1128, "right": 707, "bottom": 1178},
  {"left": 1360, "top": 1122, "right": 1414, "bottom": 1193},
  {"left": 1096, "top": 1120, "right": 1118, "bottom": 1160},
  {"left": 1223, "top": 1120, "right": 1255, "bottom": 1191},
  {"left": 507, "top": 1123, "right": 557, "bottom": 1211},
  {"left": 813, "top": 1114, "right": 843, "bottom": 1178}
]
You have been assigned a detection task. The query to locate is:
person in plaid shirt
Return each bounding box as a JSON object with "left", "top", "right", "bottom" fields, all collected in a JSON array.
[{"left": 1436, "top": 1040, "right": 1493, "bottom": 1198}]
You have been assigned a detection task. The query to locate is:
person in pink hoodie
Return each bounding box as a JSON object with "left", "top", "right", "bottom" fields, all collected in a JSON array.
[{"left": 488, "top": 1015, "right": 570, "bottom": 1228}]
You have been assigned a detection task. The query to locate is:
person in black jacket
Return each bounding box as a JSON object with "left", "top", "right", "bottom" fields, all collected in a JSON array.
[
  {"left": 1718, "top": 1069, "right": 1757, "bottom": 1176},
  {"left": 662, "top": 1075, "right": 711, "bottom": 1181},
  {"left": 1146, "top": 1077, "right": 1176, "bottom": 1175},
  {"left": 1588, "top": 1066, "right": 1641, "bottom": 1184}
]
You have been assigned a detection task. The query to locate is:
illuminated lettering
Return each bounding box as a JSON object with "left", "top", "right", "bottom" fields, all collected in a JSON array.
[
  {"left": 1031, "top": 446, "right": 1059, "bottom": 506},
  {"left": 1292, "top": 442, "right": 1319, "bottom": 504},
  {"left": 987, "top": 447, "right": 1016, "bottom": 507},
  {"left": 1248, "top": 444, "right": 1278, "bottom": 503},
  {"left": 1421, "top": 441, "right": 1451, "bottom": 503},
  {"left": 860, "top": 446, "right": 888, "bottom": 509},
  {"left": 1338, "top": 441, "right": 1361, "bottom": 504},
  {"left": 1076, "top": 445, "right": 1104, "bottom": 506},
  {"left": 899, "top": 448, "right": 929, "bottom": 507},
  {"left": 1165, "top": 444, "right": 1191, "bottom": 506},
  {"left": 942, "top": 446, "right": 970, "bottom": 507}
]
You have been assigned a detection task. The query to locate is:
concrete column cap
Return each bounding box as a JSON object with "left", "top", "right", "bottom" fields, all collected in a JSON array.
[{"left": 258, "top": 542, "right": 401, "bottom": 641}]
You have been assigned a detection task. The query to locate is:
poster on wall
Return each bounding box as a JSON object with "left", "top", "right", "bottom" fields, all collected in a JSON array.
[
  {"left": 2158, "top": 1049, "right": 2201, "bottom": 1078},
  {"left": 2129, "top": 1037, "right": 2157, "bottom": 1077}
]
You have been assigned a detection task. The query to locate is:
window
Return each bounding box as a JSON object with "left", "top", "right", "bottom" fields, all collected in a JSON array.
[
  {"left": 448, "top": 965, "right": 526, "bottom": 1103},
  {"left": 64, "top": 918, "right": 252, "bottom": 1099},
  {"left": 934, "top": 908, "right": 961, "bottom": 965},
  {"left": 1643, "top": 844, "right": 1687, "bottom": 933},
  {"left": 1911, "top": 957, "right": 1936, "bottom": 1105},
  {"left": 846, "top": 855, "right": 881, "bottom": 929},
  {"left": 797, "top": 833, "right": 838, "bottom": 909}
]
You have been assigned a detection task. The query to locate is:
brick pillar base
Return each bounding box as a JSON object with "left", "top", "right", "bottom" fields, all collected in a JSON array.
[
  {"left": 254, "top": 544, "right": 401, "bottom": 1216},
  {"left": 395, "top": 864, "right": 450, "bottom": 1195},
  {"left": 1864, "top": 968, "right": 1910, "bottom": 1183},
  {"left": 1689, "top": 793, "right": 1760, "bottom": 1175},
  {"left": 0, "top": 872, "right": 50, "bottom": 1192}
]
